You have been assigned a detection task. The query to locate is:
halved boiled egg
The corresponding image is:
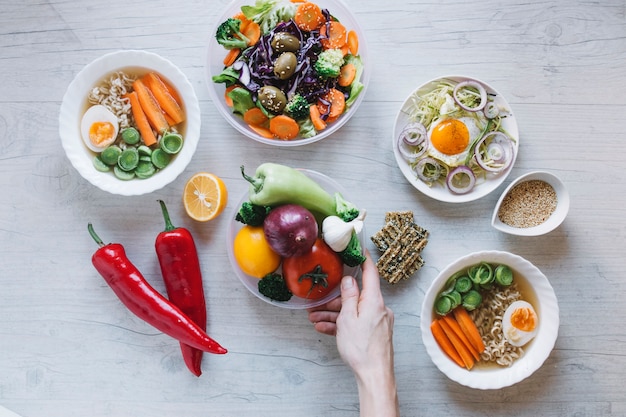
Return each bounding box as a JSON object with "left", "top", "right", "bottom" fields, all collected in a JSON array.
[
  {"left": 502, "top": 300, "right": 539, "bottom": 347},
  {"left": 426, "top": 116, "right": 483, "bottom": 167},
  {"left": 80, "top": 104, "right": 119, "bottom": 152}
]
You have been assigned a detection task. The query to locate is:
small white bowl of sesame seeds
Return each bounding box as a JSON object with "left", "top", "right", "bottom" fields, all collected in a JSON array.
[{"left": 491, "top": 171, "right": 570, "bottom": 236}]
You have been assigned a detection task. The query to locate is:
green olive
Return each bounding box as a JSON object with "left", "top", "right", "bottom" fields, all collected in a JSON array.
[
  {"left": 273, "top": 52, "right": 297, "bottom": 80},
  {"left": 271, "top": 32, "right": 300, "bottom": 53},
  {"left": 258, "top": 86, "right": 287, "bottom": 114}
]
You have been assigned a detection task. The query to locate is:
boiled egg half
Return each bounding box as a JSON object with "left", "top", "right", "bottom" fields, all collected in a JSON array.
[
  {"left": 80, "top": 104, "right": 119, "bottom": 152},
  {"left": 502, "top": 300, "right": 539, "bottom": 347},
  {"left": 427, "top": 116, "right": 483, "bottom": 167}
]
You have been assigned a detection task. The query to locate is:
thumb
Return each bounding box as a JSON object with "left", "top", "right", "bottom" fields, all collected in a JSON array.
[{"left": 340, "top": 276, "right": 360, "bottom": 316}]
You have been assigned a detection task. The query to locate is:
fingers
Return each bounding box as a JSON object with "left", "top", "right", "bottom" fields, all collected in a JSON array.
[
  {"left": 313, "top": 321, "right": 337, "bottom": 336},
  {"left": 308, "top": 309, "right": 339, "bottom": 325},
  {"left": 360, "top": 249, "right": 381, "bottom": 295},
  {"left": 306, "top": 296, "right": 342, "bottom": 314},
  {"left": 339, "top": 275, "right": 360, "bottom": 317}
]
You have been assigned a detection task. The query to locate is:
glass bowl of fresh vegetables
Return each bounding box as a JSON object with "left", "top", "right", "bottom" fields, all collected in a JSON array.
[
  {"left": 59, "top": 50, "right": 201, "bottom": 196},
  {"left": 205, "top": 0, "right": 370, "bottom": 146},
  {"left": 420, "top": 250, "right": 559, "bottom": 390},
  {"left": 227, "top": 164, "right": 365, "bottom": 309}
]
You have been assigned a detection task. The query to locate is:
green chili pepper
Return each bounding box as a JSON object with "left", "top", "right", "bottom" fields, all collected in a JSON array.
[{"left": 240, "top": 163, "right": 360, "bottom": 222}]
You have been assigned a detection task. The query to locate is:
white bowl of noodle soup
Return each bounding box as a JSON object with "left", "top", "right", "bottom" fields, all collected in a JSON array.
[{"left": 420, "top": 250, "right": 559, "bottom": 390}]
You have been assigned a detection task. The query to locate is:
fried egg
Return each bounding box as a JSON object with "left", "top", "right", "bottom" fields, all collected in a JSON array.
[
  {"left": 502, "top": 300, "right": 538, "bottom": 347},
  {"left": 80, "top": 104, "right": 119, "bottom": 152},
  {"left": 426, "top": 116, "right": 482, "bottom": 167}
]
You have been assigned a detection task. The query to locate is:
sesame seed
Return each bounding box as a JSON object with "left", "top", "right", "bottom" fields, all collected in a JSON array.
[{"left": 497, "top": 180, "right": 558, "bottom": 228}]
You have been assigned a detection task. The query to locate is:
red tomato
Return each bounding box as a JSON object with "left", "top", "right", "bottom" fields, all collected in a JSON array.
[{"left": 282, "top": 238, "right": 343, "bottom": 300}]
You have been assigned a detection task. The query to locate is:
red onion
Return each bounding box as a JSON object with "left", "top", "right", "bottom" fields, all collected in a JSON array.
[
  {"left": 483, "top": 101, "right": 499, "bottom": 119},
  {"left": 263, "top": 204, "right": 318, "bottom": 258},
  {"left": 446, "top": 165, "right": 476, "bottom": 194},
  {"left": 474, "top": 131, "right": 514, "bottom": 173},
  {"left": 398, "top": 123, "right": 428, "bottom": 161},
  {"left": 453, "top": 80, "right": 487, "bottom": 112},
  {"left": 414, "top": 157, "right": 443, "bottom": 183}
]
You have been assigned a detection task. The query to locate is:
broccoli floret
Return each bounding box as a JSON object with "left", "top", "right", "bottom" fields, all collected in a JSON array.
[
  {"left": 228, "top": 87, "right": 255, "bottom": 115},
  {"left": 339, "top": 231, "right": 366, "bottom": 267},
  {"left": 285, "top": 94, "right": 310, "bottom": 120},
  {"left": 235, "top": 201, "right": 270, "bottom": 226},
  {"left": 258, "top": 273, "right": 293, "bottom": 302},
  {"left": 334, "top": 192, "right": 359, "bottom": 222},
  {"left": 215, "top": 18, "right": 250, "bottom": 50},
  {"left": 314, "top": 49, "right": 345, "bottom": 78}
]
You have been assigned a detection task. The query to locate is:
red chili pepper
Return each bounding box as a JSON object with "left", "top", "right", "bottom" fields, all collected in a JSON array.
[
  {"left": 155, "top": 200, "right": 207, "bottom": 377},
  {"left": 87, "top": 223, "right": 227, "bottom": 356}
]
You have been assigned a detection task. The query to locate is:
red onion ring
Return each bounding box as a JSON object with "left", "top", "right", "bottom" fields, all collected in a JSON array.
[
  {"left": 446, "top": 165, "right": 476, "bottom": 194},
  {"left": 398, "top": 123, "right": 428, "bottom": 161},
  {"left": 474, "top": 131, "right": 514, "bottom": 173},
  {"left": 483, "top": 101, "right": 499, "bottom": 119},
  {"left": 453, "top": 80, "right": 487, "bottom": 112},
  {"left": 413, "top": 157, "right": 442, "bottom": 183}
]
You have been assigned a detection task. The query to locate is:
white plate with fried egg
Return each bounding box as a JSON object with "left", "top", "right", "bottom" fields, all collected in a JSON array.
[{"left": 393, "top": 76, "right": 519, "bottom": 203}]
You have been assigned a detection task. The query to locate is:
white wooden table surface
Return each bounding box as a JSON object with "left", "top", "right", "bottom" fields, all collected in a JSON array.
[{"left": 1, "top": 0, "right": 625, "bottom": 416}]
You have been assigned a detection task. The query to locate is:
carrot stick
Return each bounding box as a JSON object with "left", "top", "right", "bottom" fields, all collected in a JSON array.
[
  {"left": 132, "top": 79, "right": 169, "bottom": 134},
  {"left": 338, "top": 63, "right": 357, "bottom": 87},
  {"left": 243, "top": 107, "right": 268, "bottom": 127},
  {"left": 320, "top": 21, "right": 347, "bottom": 50},
  {"left": 318, "top": 88, "right": 346, "bottom": 119},
  {"left": 294, "top": 2, "right": 325, "bottom": 31},
  {"left": 309, "top": 104, "right": 327, "bottom": 131},
  {"left": 438, "top": 318, "right": 475, "bottom": 370},
  {"left": 347, "top": 29, "right": 359, "bottom": 55},
  {"left": 126, "top": 91, "right": 157, "bottom": 147},
  {"left": 269, "top": 114, "right": 300, "bottom": 140},
  {"left": 248, "top": 124, "right": 275, "bottom": 139},
  {"left": 143, "top": 72, "right": 185, "bottom": 125},
  {"left": 431, "top": 320, "right": 465, "bottom": 368},
  {"left": 453, "top": 307, "right": 486, "bottom": 354},
  {"left": 441, "top": 314, "right": 480, "bottom": 361},
  {"left": 223, "top": 48, "right": 240, "bottom": 66}
]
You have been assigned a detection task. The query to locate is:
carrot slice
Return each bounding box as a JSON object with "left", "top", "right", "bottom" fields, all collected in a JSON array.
[
  {"left": 431, "top": 320, "right": 465, "bottom": 368},
  {"left": 347, "top": 29, "right": 359, "bottom": 55},
  {"left": 242, "top": 20, "right": 261, "bottom": 46},
  {"left": 338, "top": 63, "right": 356, "bottom": 87},
  {"left": 441, "top": 314, "right": 480, "bottom": 361},
  {"left": 317, "top": 88, "right": 346, "bottom": 119},
  {"left": 320, "top": 21, "right": 347, "bottom": 50},
  {"left": 132, "top": 79, "right": 169, "bottom": 134},
  {"left": 309, "top": 104, "right": 327, "bottom": 131},
  {"left": 143, "top": 72, "right": 185, "bottom": 125},
  {"left": 126, "top": 91, "right": 157, "bottom": 147},
  {"left": 243, "top": 107, "right": 269, "bottom": 127},
  {"left": 453, "top": 307, "right": 486, "bottom": 353},
  {"left": 248, "top": 124, "right": 275, "bottom": 139},
  {"left": 223, "top": 48, "right": 240, "bottom": 66},
  {"left": 438, "top": 318, "right": 475, "bottom": 370},
  {"left": 269, "top": 115, "right": 300, "bottom": 140},
  {"left": 224, "top": 85, "right": 238, "bottom": 107},
  {"left": 294, "top": 2, "right": 325, "bottom": 31}
]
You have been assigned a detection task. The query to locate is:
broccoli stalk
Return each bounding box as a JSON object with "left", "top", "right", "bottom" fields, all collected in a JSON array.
[
  {"left": 334, "top": 193, "right": 359, "bottom": 222},
  {"left": 314, "top": 49, "right": 345, "bottom": 78},
  {"left": 285, "top": 94, "right": 310, "bottom": 120},
  {"left": 339, "top": 231, "right": 366, "bottom": 267},
  {"left": 235, "top": 201, "right": 271, "bottom": 226},
  {"left": 215, "top": 18, "right": 250, "bottom": 50},
  {"left": 258, "top": 273, "right": 293, "bottom": 302}
]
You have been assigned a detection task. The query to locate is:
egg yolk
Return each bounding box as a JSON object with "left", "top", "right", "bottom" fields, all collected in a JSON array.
[
  {"left": 510, "top": 307, "right": 537, "bottom": 332},
  {"left": 430, "top": 119, "right": 470, "bottom": 155},
  {"left": 89, "top": 122, "right": 115, "bottom": 146}
]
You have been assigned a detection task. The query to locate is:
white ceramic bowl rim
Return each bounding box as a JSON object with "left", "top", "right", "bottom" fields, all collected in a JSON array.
[
  {"left": 420, "top": 250, "right": 560, "bottom": 390},
  {"left": 392, "top": 75, "right": 519, "bottom": 203},
  {"left": 491, "top": 170, "right": 570, "bottom": 236},
  {"left": 59, "top": 49, "right": 201, "bottom": 196},
  {"left": 204, "top": 0, "right": 370, "bottom": 147}
]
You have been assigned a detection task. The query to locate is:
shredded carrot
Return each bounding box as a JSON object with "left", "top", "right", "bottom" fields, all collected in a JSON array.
[
  {"left": 320, "top": 21, "right": 347, "bottom": 50},
  {"left": 309, "top": 104, "right": 327, "bottom": 131},
  {"left": 453, "top": 307, "right": 486, "bottom": 354},
  {"left": 431, "top": 320, "right": 465, "bottom": 368},
  {"left": 438, "top": 318, "right": 475, "bottom": 370},
  {"left": 243, "top": 107, "right": 268, "bottom": 127},
  {"left": 132, "top": 79, "right": 169, "bottom": 134},
  {"left": 347, "top": 29, "right": 359, "bottom": 55},
  {"left": 269, "top": 115, "right": 300, "bottom": 140},
  {"left": 248, "top": 124, "right": 275, "bottom": 139},
  {"left": 338, "top": 63, "right": 357, "bottom": 87},
  {"left": 317, "top": 88, "right": 346, "bottom": 119},
  {"left": 143, "top": 72, "right": 185, "bottom": 125},
  {"left": 441, "top": 314, "right": 480, "bottom": 361},
  {"left": 126, "top": 91, "right": 157, "bottom": 147},
  {"left": 294, "top": 2, "right": 325, "bottom": 31},
  {"left": 223, "top": 48, "right": 240, "bottom": 66}
]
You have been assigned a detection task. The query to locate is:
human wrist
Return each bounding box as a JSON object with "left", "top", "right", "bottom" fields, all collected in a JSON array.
[{"left": 354, "top": 365, "right": 399, "bottom": 417}]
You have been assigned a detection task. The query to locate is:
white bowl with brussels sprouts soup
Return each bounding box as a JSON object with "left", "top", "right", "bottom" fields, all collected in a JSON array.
[
  {"left": 420, "top": 250, "right": 559, "bottom": 390},
  {"left": 60, "top": 50, "right": 200, "bottom": 196}
]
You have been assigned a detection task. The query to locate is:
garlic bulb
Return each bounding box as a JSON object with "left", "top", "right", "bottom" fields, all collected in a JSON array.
[{"left": 322, "top": 210, "right": 366, "bottom": 252}]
